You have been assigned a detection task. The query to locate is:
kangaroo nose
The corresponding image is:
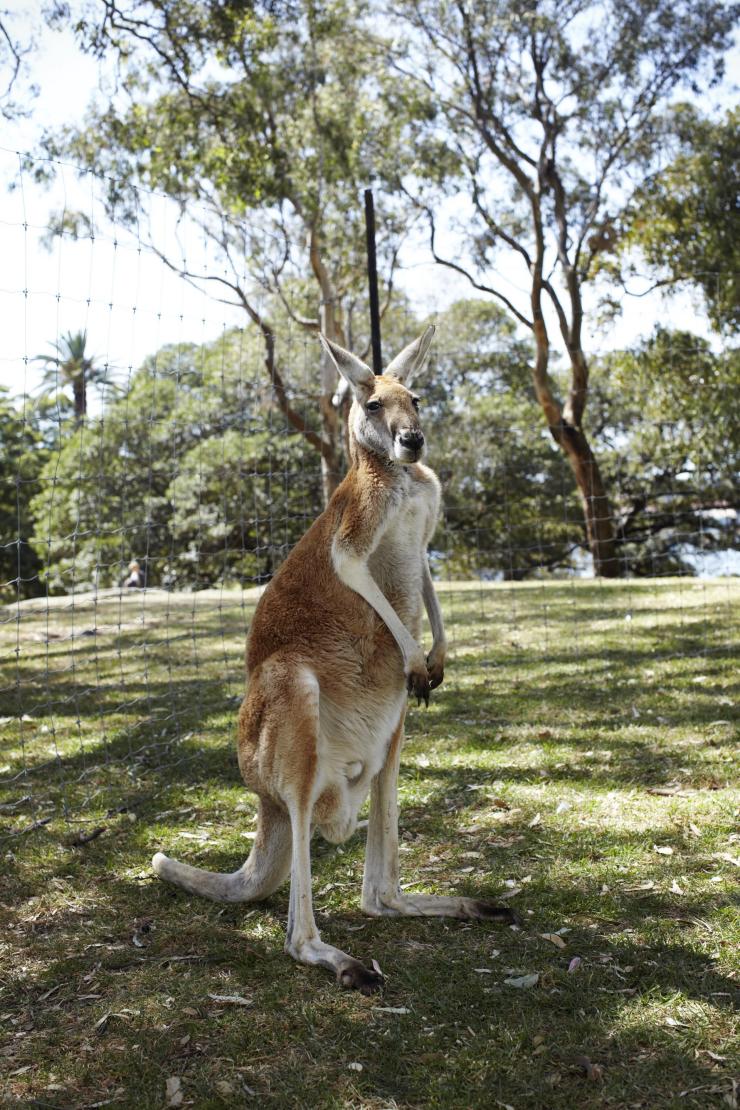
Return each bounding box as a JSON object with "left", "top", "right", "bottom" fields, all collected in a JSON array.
[{"left": 399, "top": 429, "right": 424, "bottom": 449}]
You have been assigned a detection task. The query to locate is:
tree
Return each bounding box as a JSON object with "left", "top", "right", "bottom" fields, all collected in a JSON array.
[
  {"left": 34, "top": 330, "right": 112, "bottom": 424},
  {"left": 29, "top": 328, "right": 323, "bottom": 592},
  {"left": 394, "top": 0, "right": 737, "bottom": 576},
  {"left": 0, "top": 7, "right": 36, "bottom": 120},
  {"left": 40, "top": 0, "right": 431, "bottom": 503},
  {"left": 0, "top": 390, "right": 47, "bottom": 599},
  {"left": 589, "top": 329, "right": 739, "bottom": 575},
  {"left": 421, "top": 300, "right": 581, "bottom": 577},
  {"left": 620, "top": 106, "right": 740, "bottom": 334}
]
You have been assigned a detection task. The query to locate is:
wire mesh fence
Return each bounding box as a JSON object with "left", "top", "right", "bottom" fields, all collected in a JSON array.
[{"left": 1, "top": 150, "right": 738, "bottom": 845}]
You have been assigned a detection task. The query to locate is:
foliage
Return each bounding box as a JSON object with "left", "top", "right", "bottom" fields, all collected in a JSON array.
[
  {"left": 589, "top": 329, "right": 740, "bottom": 575},
  {"left": 423, "top": 301, "right": 580, "bottom": 578},
  {"left": 0, "top": 389, "right": 48, "bottom": 599},
  {"left": 9, "top": 306, "right": 738, "bottom": 595},
  {"left": 620, "top": 106, "right": 740, "bottom": 334},
  {"left": 38, "top": 0, "right": 444, "bottom": 498},
  {"left": 27, "top": 329, "right": 323, "bottom": 593},
  {"left": 391, "top": 0, "right": 738, "bottom": 574},
  {"left": 33, "top": 329, "right": 114, "bottom": 424},
  {"left": 0, "top": 6, "right": 39, "bottom": 120}
]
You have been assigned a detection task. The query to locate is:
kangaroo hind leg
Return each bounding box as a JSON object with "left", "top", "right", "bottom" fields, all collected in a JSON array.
[
  {"left": 277, "top": 663, "right": 383, "bottom": 994},
  {"left": 362, "top": 714, "right": 518, "bottom": 924}
]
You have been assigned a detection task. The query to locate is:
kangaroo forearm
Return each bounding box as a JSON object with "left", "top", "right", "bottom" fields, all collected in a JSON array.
[
  {"left": 422, "top": 561, "right": 447, "bottom": 651},
  {"left": 332, "top": 546, "right": 419, "bottom": 664}
]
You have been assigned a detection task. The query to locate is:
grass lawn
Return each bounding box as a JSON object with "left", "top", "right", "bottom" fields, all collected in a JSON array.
[{"left": 0, "top": 578, "right": 738, "bottom": 1108}]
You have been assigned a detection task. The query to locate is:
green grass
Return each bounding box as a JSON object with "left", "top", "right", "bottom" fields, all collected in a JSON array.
[{"left": 1, "top": 578, "right": 738, "bottom": 1108}]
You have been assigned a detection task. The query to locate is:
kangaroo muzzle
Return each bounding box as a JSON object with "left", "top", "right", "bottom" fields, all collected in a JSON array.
[{"left": 395, "top": 429, "right": 425, "bottom": 463}]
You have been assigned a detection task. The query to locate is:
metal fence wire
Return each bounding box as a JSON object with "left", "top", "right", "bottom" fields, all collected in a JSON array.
[{"left": 1, "top": 151, "right": 738, "bottom": 844}]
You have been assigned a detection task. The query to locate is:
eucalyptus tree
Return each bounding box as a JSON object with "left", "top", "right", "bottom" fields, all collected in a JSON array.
[
  {"left": 0, "top": 6, "right": 35, "bottom": 120},
  {"left": 393, "top": 0, "right": 737, "bottom": 575},
  {"left": 620, "top": 106, "right": 740, "bottom": 335},
  {"left": 40, "top": 0, "right": 428, "bottom": 502}
]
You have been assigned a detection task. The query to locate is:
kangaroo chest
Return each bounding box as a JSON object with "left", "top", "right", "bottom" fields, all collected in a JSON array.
[{"left": 368, "top": 474, "right": 437, "bottom": 620}]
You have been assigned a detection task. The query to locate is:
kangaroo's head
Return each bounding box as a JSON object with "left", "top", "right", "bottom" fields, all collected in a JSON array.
[{"left": 320, "top": 327, "right": 435, "bottom": 466}]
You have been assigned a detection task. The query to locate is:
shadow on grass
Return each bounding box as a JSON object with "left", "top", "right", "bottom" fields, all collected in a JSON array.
[{"left": 4, "top": 840, "right": 737, "bottom": 1109}]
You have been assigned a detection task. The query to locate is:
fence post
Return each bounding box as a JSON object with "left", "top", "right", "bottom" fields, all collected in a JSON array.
[{"left": 364, "top": 187, "right": 382, "bottom": 373}]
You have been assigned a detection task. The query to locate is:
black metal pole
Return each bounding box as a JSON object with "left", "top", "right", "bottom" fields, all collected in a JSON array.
[{"left": 364, "top": 187, "right": 382, "bottom": 373}]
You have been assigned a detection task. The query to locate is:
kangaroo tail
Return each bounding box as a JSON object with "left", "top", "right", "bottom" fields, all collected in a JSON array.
[{"left": 152, "top": 798, "right": 291, "bottom": 903}]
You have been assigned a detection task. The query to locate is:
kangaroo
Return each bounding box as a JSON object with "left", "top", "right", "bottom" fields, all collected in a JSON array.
[{"left": 152, "top": 327, "right": 516, "bottom": 993}]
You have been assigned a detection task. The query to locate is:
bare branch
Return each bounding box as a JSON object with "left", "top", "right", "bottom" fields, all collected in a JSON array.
[
  {"left": 144, "top": 233, "right": 325, "bottom": 455},
  {"left": 421, "top": 201, "right": 533, "bottom": 331}
]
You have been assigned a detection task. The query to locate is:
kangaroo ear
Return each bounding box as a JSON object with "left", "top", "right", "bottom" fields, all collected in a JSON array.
[
  {"left": 385, "top": 325, "right": 435, "bottom": 386},
  {"left": 319, "top": 335, "right": 376, "bottom": 397}
]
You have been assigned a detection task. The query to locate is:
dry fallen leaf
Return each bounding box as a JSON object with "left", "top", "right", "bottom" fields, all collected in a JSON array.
[
  {"left": 540, "top": 933, "right": 567, "bottom": 949},
  {"left": 528, "top": 813, "right": 542, "bottom": 828},
  {"left": 165, "top": 1076, "right": 183, "bottom": 1108},
  {"left": 671, "top": 880, "right": 685, "bottom": 895},
  {"left": 207, "top": 993, "right": 253, "bottom": 1007},
  {"left": 504, "top": 973, "right": 539, "bottom": 989},
  {"left": 654, "top": 845, "right": 674, "bottom": 856},
  {"left": 713, "top": 852, "right": 740, "bottom": 868},
  {"left": 568, "top": 957, "right": 582, "bottom": 973}
]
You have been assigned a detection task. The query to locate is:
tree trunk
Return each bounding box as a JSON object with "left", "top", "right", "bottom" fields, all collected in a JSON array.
[
  {"left": 551, "top": 422, "right": 620, "bottom": 577},
  {"left": 530, "top": 320, "right": 620, "bottom": 577},
  {"left": 317, "top": 314, "right": 345, "bottom": 504},
  {"left": 73, "top": 377, "right": 86, "bottom": 424},
  {"left": 311, "top": 227, "right": 348, "bottom": 504}
]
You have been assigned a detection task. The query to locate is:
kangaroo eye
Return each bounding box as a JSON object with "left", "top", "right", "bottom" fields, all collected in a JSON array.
[
  {"left": 366, "top": 400, "right": 382, "bottom": 412},
  {"left": 411, "top": 397, "right": 420, "bottom": 410}
]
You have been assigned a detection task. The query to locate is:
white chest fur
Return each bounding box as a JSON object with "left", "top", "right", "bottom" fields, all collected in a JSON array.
[{"left": 369, "top": 465, "right": 440, "bottom": 599}]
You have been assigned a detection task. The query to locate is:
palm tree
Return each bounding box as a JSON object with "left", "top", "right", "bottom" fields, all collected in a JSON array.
[{"left": 34, "top": 330, "right": 111, "bottom": 423}]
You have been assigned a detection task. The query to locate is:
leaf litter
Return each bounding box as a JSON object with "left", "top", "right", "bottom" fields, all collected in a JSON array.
[{"left": 504, "top": 973, "right": 539, "bottom": 989}]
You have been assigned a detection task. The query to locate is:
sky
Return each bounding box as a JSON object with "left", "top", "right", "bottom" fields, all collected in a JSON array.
[{"left": 0, "top": 4, "right": 736, "bottom": 403}]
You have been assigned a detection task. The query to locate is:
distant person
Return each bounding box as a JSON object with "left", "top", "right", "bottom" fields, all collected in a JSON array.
[{"left": 124, "top": 560, "right": 145, "bottom": 588}]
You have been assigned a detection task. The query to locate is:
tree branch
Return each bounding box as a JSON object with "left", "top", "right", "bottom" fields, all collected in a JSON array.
[{"left": 422, "top": 202, "right": 534, "bottom": 331}]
